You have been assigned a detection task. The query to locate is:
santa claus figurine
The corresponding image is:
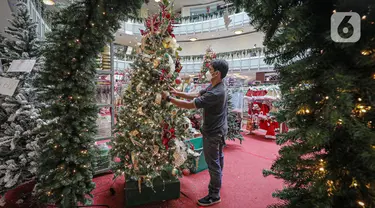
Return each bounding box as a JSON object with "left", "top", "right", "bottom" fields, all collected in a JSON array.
[
  {"left": 265, "top": 117, "right": 276, "bottom": 139},
  {"left": 252, "top": 103, "right": 261, "bottom": 115}
]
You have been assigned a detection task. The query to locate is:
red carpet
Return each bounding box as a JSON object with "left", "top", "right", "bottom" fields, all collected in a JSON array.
[
  {"left": 1, "top": 133, "right": 283, "bottom": 208},
  {"left": 92, "top": 133, "right": 284, "bottom": 208}
]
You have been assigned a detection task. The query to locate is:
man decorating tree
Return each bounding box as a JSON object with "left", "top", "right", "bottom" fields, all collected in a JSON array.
[{"left": 163, "top": 59, "right": 229, "bottom": 206}]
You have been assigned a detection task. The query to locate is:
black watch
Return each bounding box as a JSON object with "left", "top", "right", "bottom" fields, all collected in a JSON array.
[{"left": 166, "top": 96, "right": 171, "bottom": 102}]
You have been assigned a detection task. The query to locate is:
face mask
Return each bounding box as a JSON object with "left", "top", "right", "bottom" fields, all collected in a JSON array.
[{"left": 205, "top": 71, "right": 213, "bottom": 81}]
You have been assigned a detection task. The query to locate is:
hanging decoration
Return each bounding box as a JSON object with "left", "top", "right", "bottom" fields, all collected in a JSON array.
[
  {"left": 123, "top": 47, "right": 265, "bottom": 63},
  {"left": 125, "top": 7, "right": 237, "bottom": 24}
]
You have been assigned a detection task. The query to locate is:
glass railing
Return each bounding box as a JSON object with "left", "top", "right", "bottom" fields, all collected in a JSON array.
[
  {"left": 120, "top": 12, "right": 251, "bottom": 35},
  {"left": 8, "top": 0, "right": 50, "bottom": 39},
  {"left": 113, "top": 55, "right": 273, "bottom": 74}
]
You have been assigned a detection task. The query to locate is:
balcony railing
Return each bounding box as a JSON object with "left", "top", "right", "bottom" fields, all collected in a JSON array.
[
  {"left": 8, "top": 0, "right": 50, "bottom": 39},
  {"left": 113, "top": 55, "right": 273, "bottom": 74},
  {"left": 120, "top": 12, "right": 251, "bottom": 35}
]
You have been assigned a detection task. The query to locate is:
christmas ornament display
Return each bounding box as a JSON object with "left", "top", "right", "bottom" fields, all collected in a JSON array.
[{"left": 182, "top": 168, "right": 190, "bottom": 176}]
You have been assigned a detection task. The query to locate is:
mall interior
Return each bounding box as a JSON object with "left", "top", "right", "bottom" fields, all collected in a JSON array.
[{"left": 0, "top": 0, "right": 374, "bottom": 208}]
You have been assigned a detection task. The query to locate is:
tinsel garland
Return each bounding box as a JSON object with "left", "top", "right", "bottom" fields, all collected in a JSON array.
[{"left": 122, "top": 47, "right": 265, "bottom": 62}]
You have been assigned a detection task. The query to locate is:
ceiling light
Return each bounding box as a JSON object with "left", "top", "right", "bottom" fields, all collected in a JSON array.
[
  {"left": 189, "top": 37, "right": 198, "bottom": 42},
  {"left": 43, "top": 0, "right": 55, "bottom": 5},
  {"left": 155, "top": 0, "right": 161, "bottom": 2},
  {"left": 234, "top": 30, "right": 243, "bottom": 35}
]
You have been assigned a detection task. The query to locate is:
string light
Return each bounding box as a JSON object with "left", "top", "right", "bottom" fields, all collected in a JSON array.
[
  {"left": 325, "top": 96, "right": 329, "bottom": 100},
  {"left": 361, "top": 50, "right": 370, "bottom": 56},
  {"left": 358, "top": 201, "right": 365, "bottom": 207},
  {"left": 337, "top": 119, "right": 343, "bottom": 125},
  {"left": 358, "top": 98, "right": 362, "bottom": 101},
  {"left": 362, "top": 15, "right": 367, "bottom": 20},
  {"left": 319, "top": 167, "right": 325, "bottom": 172}
]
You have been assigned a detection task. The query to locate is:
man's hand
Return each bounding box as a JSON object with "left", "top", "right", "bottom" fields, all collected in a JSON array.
[
  {"left": 169, "top": 86, "right": 180, "bottom": 96},
  {"left": 162, "top": 91, "right": 170, "bottom": 100}
]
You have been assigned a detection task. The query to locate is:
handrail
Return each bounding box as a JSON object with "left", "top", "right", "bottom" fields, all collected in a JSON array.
[
  {"left": 112, "top": 56, "right": 273, "bottom": 73},
  {"left": 118, "top": 47, "right": 266, "bottom": 62}
]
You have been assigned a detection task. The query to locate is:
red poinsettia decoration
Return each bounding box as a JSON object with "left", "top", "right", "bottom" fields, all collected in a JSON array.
[
  {"left": 175, "top": 59, "right": 183, "bottom": 73},
  {"left": 160, "top": 69, "right": 167, "bottom": 81},
  {"left": 145, "top": 14, "right": 161, "bottom": 32},
  {"left": 162, "top": 123, "right": 176, "bottom": 149},
  {"left": 167, "top": 23, "right": 175, "bottom": 38}
]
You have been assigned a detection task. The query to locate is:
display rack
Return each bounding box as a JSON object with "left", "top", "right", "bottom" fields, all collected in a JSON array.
[
  {"left": 95, "top": 43, "right": 115, "bottom": 175},
  {"left": 239, "top": 85, "right": 281, "bottom": 137}
]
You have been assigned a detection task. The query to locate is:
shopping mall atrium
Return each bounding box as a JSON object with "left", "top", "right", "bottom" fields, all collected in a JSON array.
[{"left": 0, "top": 0, "right": 374, "bottom": 208}]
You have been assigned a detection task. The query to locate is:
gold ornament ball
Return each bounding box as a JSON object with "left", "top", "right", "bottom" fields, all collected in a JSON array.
[
  {"left": 162, "top": 40, "right": 170, "bottom": 49},
  {"left": 172, "top": 168, "right": 178, "bottom": 176},
  {"left": 153, "top": 59, "right": 160, "bottom": 68}
]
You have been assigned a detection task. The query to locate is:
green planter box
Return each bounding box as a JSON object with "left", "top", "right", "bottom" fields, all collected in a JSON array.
[
  {"left": 185, "top": 137, "right": 208, "bottom": 173},
  {"left": 124, "top": 177, "right": 180, "bottom": 207}
]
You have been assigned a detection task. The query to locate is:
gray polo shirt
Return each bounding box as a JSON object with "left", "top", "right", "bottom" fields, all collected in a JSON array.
[{"left": 194, "top": 82, "right": 228, "bottom": 137}]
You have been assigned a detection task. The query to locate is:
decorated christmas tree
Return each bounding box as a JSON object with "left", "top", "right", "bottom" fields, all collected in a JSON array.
[
  {"left": 110, "top": 0, "right": 191, "bottom": 186},
  {"left": 198, "top": 46, "right": 216, "bottom": 84},
  {"left": 236, "top": 0, "right": 375, "bottom": 207},
  {"left": 0, "top": 3, "right": 44, "bottom": 194},
  {"left": 34, "top": 0, "right": 143, "bottom": 207}
]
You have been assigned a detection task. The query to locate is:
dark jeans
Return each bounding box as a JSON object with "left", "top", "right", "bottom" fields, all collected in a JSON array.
[{"left": 203, "top": 135, "right": 225, "bottom": 198}]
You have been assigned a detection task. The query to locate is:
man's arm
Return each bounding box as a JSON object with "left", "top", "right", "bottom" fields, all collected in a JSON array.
[
  {"left": 173, "top": 91, "right": 200, "bottom": 100},
  {"left": 165, "top": 91, "right": 217, "bottom": 110},
  {"left": 168, "top": 97, "right": 196, "bottom": 109},
  {"left": 170, "top": 87, "right": 205, "bottom": 100}
]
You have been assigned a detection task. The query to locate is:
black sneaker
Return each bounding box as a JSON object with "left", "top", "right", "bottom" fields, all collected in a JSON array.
[{"left": 197, "top": 195, "right": 221, "bottom": 206}]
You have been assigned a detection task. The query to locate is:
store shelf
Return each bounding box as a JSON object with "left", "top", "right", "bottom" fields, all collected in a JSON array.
[
  {"left": 95, "top": 136, "right": 113, "bottom": 141},
  {"left": 97, "top": 103, "right": 114, "bottom": 108},
  {"left": 96, "top": 69, "right": 113, "bottom": 75},
  {"left": 94, "top": 43, "right": 115, "bottom": 175}
]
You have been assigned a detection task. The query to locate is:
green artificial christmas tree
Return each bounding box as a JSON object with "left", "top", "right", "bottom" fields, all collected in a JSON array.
[
  {"left": 1, "top": 3, "right": 40, "bottom": 61},
  {"left": 0, "top": 2, "right": 44, "bottom": 194},
  {"left": 110, "top": 0, "right": 191, "bottom": 186},
  {"left": 34, "top": 0, "right": 143, "bottom": 207},
  {"left": 235, "top": 0, "right": 375, "bottom": 207},
  {"left": 227, "top": 92, "right": 243, "bottom": 143}
]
